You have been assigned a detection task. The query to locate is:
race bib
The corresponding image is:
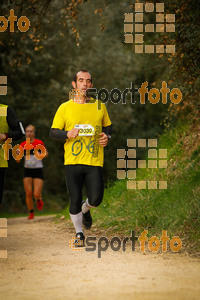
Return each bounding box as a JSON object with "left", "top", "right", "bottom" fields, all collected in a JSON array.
[{"left": 75, "top": 124, "right": 95, "bottom": 136}]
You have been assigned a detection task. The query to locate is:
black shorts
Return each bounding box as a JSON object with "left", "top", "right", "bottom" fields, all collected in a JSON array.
[{"left": 24, "top": 168, "right": 44, "bottom": 179}]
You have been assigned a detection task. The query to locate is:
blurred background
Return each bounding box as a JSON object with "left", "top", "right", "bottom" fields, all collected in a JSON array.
[{"left": 0, "top": 0, "right": 199, "bottom": 217}]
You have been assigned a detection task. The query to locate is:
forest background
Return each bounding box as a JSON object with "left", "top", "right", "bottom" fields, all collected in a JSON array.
[{"left": 0, "top": 0, "right": 199, "bottom": 217}]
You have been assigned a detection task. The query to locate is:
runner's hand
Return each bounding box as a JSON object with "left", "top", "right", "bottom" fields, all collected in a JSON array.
[
  {"left": 67, "top": 128, "right": 80, "bottom": 139},
  {"left": 99, "top": 132, "right": 108, "bottom": 147}
]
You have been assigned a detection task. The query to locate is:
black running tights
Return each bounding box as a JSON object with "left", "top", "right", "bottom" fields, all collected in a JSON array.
[{"left": 65, "top": 165, "right": 104, "bottom": 214}]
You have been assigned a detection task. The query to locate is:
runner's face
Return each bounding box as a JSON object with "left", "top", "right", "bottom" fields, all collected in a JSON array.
[
  {"left": 72, "top": 71, "right": 93, "bottom": 94},
  {"left": 25, "top": 126, "right": 35, "bottom": 139}
]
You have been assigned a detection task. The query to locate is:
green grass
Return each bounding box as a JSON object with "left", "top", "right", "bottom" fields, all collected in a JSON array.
[
  {"left": 89, "top": 120, "right": 200, "bottom": 249},
  {"left": 6, "top": 120, "right": 197, "bottom": 250}
]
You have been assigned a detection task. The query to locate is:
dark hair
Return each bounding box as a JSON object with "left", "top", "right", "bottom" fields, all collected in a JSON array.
[{"left": 73, "top": 69, "right": 92, "bottom": 83}]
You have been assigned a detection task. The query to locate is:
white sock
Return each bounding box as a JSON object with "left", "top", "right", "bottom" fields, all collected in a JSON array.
[
  {"left": 82, "top": 198, "right": 95, "bottom": 214},
  {"left": 70, "top": 212, "right": 83, "bottom": 234}
]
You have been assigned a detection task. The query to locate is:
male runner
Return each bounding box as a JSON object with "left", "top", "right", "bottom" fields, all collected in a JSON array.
[
  {"left": 0, "top": 104, "right": 23, "bottom": 206},
  {"left": 50, "top": 70, "right": 112, "bottom": 246}
]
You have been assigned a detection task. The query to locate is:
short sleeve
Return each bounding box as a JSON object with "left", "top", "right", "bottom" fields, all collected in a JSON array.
[
  {"left": 51, "top": 104, "right": 65, "bottom": 130},
  {"left": 37, "top": 139, "right": 45, "bottom": 147}
]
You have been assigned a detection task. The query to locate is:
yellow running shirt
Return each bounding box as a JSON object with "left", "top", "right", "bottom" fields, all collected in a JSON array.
[{"left": 51, "top": 99, "right": 111, "bottom": 167}]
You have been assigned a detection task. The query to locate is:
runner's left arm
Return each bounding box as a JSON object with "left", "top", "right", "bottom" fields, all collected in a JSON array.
[
  {"left": 102, "top": 124, "right": 112, "bottom": 140},
  {"left": 99, "top": 125, "right": 112, "bottom": 147},
  {"left": 100, "top": 103, "right": 112, "bottom": 146},
  {"left": 6, "top": 107, "right": 24, "bottom": 141}
]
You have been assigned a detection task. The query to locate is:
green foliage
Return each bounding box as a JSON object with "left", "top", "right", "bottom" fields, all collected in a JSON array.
[
  {"left": 90, "top": 120, "right": 200, "bottom": 249},
  {"left": 162, "top": 0, "right": 200, "bottom": 123},
  {"left": 0, "top": 0, "right": 199, "bottom": 217}
]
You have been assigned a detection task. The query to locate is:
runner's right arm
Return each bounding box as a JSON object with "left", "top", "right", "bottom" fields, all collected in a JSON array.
[
  {"left": 50, "top": 128, "right": 80, "bottom": 140},
  {"left": 49, "top": 128, "right": 69, "bottom": 140}
]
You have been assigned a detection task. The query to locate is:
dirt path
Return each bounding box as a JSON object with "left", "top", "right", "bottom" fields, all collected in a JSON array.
[{"left": 0, "top": 216, "right": 199, "bottom": 300}]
